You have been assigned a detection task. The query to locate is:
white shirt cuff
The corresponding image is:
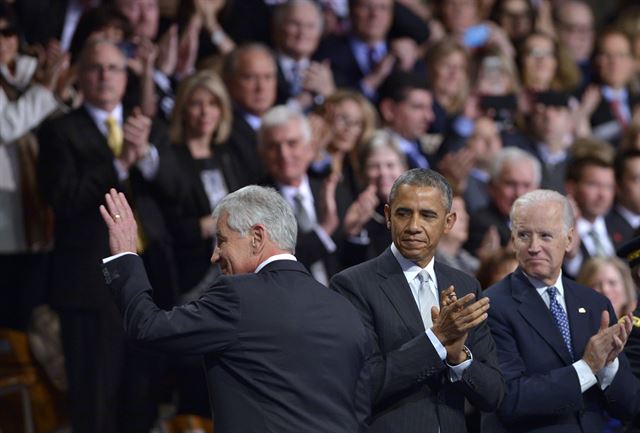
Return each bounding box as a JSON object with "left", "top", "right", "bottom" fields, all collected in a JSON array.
[
  {"left": 573, "top": 359, "right": 597, "bottom": 392},
  {"left": 136, "top": 145, "right": 159, "bottom": 180},
  {"left": 102, "top": 251, "right": 137, "bottom": 264},
  {"left": 426, "top": 328, "right": 447, "bottom": 361},
  {"left": 113, "top": 159, "right": 129, "bottom": 182},
  {"left": 447, "top": 348, "right": 473, "bottom": 382},
  {"left": 596, "top": 357, "right": 619, "bottom": 390},
  {"left": 313, "top": 226, "right": 337, "bottom": 253}
]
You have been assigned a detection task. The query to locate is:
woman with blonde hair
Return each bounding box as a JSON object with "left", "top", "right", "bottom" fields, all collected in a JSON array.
[
  {"left": 312, "top": 89, "right": 378, "bottom": 199},
  {"left": 168, "top": 69, "right": 246, "bottom": 292},
  {"left": 577, "top": 256, "right": 637, "bottom": 319}
]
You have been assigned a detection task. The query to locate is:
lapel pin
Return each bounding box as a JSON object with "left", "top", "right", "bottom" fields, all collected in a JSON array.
[{"left": 578, "top": 307, "right": 586, "bottom": 314}]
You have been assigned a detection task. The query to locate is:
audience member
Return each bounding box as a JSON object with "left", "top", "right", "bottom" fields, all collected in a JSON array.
[
  {"left": 578, "top": 256, "right": 637, "bottom": 319},
  {"left": 36, "top": 40, "right": 182, "bottom": 433},
  {"left": 608, "top": 149, "right": 640, "bottom": 246}
]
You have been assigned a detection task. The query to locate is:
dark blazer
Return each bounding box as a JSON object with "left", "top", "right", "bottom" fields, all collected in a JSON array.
[
  {"left": 331, "top": 249, "right": 504, "bottom": 433},
  {"left": 590, "top": 90, "right": 640, "bottom": 148},
  {"left": 606, "top": 206, "right": 636, "bottom": 249},
  {"left": 263, "top": 175, "right": 352, "bottom": 279},
  {"left": 37, "top": 106, "right": 182, "bottom": 309},
  {"left": 15, "top": 0, "right": 67, "bottom": 46},
  {"left": 103, "top": 254, "right": 372, "bottom": 433},
  {"left": 483, "top": 269, "right": 640, "bottom": 433},
  {"left": 227, "top": 109, "right": 265, "bottom": 185}
]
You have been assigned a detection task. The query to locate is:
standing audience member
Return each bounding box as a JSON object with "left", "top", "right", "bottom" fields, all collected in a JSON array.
[
  {"left": 565, "top": 151, "right": 618, "bottom": 277},
  {"left": 223, "top": 43, "right": 277, "bottom": 184},
  {"left": 608, "top": 149, "right": 640, "bottom": 246},
  {"left": 99, "top": 185, "right": 372, "bottom": 433},
  {"left": 341, "top": 129, "right": 407, "bottom": 265},
  {"left": 37, "top": 40, "right": 181, "bottom": 433},
  {"left": 332, "top": 168, "right": 504, "bottom": 433},
  {"left": 466, "top": 147, "right": 541, "bottom": 255},
  {"left": 258, "top": 105, "right": 349, "bottom": 285},
  {"left": 272, "top": 0, "right": 335, "bottom": 111},
  {"left": 554, "top": 1, "right": 595, "bottom": 93},
  {"left": 484, "top": 189, "right": 640, "bottom": 433}
]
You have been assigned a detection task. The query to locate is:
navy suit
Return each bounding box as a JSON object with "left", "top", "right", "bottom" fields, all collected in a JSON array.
[
  {"left": 103, "top": 255, "right": 372, "bottom": 433},
  {"left": 331, "top": 248, "right": 504, "bottom": 433},
  {"left": 484, "top": 268, "right": 640, "bottom": 433}
]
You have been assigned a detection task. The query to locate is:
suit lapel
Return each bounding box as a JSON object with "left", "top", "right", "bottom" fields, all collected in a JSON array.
[
  {"left": 564, "top": 279, "right": 590, "bottom": 358},
  {"left": 376, "top": 249, "right": 425, "bottom": 333},
  {"left": 76, "top": 107, "right": 113, "bottom": 159},
  {"left": 512, "top": 270, "right": 574, "bottom": 364}
]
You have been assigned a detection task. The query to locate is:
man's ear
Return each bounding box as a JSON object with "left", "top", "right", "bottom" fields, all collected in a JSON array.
[
  {"left": 384, "top": 203, "right": 391, "bottom": 229},
  {"left": 251, "top": 224, "right": 267, "bottom": 252},
  {"left": 379, "top": 98, "right": 395, "bottom": 124},
  {"left": 443, "top": 211, "right": 457, "bottom": 234}
]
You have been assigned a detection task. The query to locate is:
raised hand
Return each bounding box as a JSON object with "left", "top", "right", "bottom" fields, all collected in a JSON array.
[
  {"left": 99, "top": 189, "right": 138, "bottom": 255},
  {"left": 582, "top": 310, "right": 631, "bottom": 373},
  {"left": 123, "top": 107, "right": 152, "bottom": 161}
]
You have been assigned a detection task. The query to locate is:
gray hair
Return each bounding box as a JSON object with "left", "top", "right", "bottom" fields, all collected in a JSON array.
[
  {"left": 222, "top": 42, "right": 276, "bottom": 82},
  {"left": 359, "top": 129, "right": 407, "bottom": 170},
  {"left": 388, "top": 168, "right": 453, "bottom": 211},
  {"left": 212, "top": 185, "right": 298, "bottom": 253},
  {"left": 490, "top": 147, "right": 542, "bottom": 187},
  {"left": 257, "top": 105, "right": 312, "bottom": 147},
  {"left": 273, "top": 0, "right": 323, "bottom": 33},
  {"left": 510, "top": 189, "right": 574, "bottom": 234},
  {"left": 77, "top": 38, "right": 126, "bottom": 71}
]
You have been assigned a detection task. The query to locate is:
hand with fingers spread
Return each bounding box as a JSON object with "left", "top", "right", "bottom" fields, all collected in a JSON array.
[
  {"left": 99, "top": 188, "right": 138, "bottom": 255},
  {"left": 431, "top": 287, "right": 490, "bottom": 362},
  {"left": 583, "top": 310, "right": 632, "bottom": 373}
]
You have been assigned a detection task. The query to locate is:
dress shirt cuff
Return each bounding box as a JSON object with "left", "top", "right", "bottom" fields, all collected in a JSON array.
[
  {"left": 347, "top": 229, "right": 370, "bottom": 246},
  {"left": 358, "top": 80, "right": 376, "bottom": 100},
  {"left": 113, "top": 159, "right": 129, "bottom": 182},
  {"left": 313, "top": 226, "right": 337, "bottom": 253},
  {"left": 447, "top": 347, "right": 473, "bottom": 382},
  {"left": 425, "top": 328, "right": 447, "bottom": 361},
  {"left": 596, "top": 357, "right": 619, "bottom": 390},
  {"left": 102, "top": 251, "right": 137, "bottom": 264},
  {"left": 573, "top": 359, "right": 597, "bottom": 393},
  {"left": 136, "top": 145, "right": 160, "bottom": 180},
  {"left": 153, "top": 70, "right": 173, "bottom": 93}
]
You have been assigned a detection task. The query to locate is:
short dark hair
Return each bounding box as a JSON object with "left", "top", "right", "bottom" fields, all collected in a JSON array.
[
  {"left": 388, "top": 168, "right": 453, "bottom": 211},
  {"left": 614, "top": 149, "right": 640, "bottom": 182},
  {"left": 566, "top": 154, "right": 614, "bottom": 183},
  {"left": 378, "top": 70, "right": 429, "bottom": 103}
]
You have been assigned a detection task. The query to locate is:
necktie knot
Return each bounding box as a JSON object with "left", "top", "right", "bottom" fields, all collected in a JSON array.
[{"left": 546, "top": 286, "right": 558, "bottom": 298}]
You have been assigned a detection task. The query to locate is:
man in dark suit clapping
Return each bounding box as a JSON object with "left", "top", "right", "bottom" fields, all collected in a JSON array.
[
  {"left": 99, "top": 185, "right": 372, "bottom": 433},
  {"left": 331, "top": 168, "right": 504, "bottom": 433}
]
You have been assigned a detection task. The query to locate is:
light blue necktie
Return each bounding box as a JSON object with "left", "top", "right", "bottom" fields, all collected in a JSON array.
[{"left": 547, "top": 286, "right": 574, "bottom": 360}]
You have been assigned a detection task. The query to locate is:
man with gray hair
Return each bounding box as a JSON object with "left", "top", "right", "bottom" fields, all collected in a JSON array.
[
  {"left": 258, "top": 104, "right": 350, "bottom": 284},
  {"left": 484, "top": 189, "right": 640, "bottom": 433},
  {"left": 99, "top": 186, "right": 372, "bottom": 433},
  {"left": 466, "top": 146, "right": 541, "bottom": 255}
]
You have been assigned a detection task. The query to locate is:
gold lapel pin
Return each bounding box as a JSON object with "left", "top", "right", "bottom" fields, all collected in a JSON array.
[{"left": 578, "top": 307, "right": 586, "bottom": 314}]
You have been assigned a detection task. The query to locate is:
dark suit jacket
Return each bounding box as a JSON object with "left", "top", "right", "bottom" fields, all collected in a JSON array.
[
  {"left": 37, "top": 106, "right": 182, "bottom": 309},
  {"left": 483, "top": 269, "right": 640, "bottom": 433},
  {"left": 103, "top": 255, "right": 372, "bottom": 433},
  {"left": 590, "top": 90, "right": 640, "bottom": 148},
  {"left": 15, "top": 0, "right": 67, "bottom": 46},
  {"left": 331, "top": 249, "right": 504, "bottom": 433},
  {"left": 227, "top": 109, "right": 265, "bottom": 185},
  {"left": 606, "top": 206, "right": 636, "bottom": 249}
]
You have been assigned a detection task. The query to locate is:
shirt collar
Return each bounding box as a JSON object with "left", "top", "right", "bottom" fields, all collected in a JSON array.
[
  {"left": 390, "top": 243, "right": 437, "bottom": 286},
  {"left": 523, "top": 270, "right": 565, "bottom": 298},
  {"left": 84, "top": 102, "right": 123, "bottom": 135},
  {"left": 602, "top": 86, "right": 628, "bottom": 102},
  {"left": 576, "top": 215, "right": 607, "bottom": 237},
  {"left": 278, "top": 174, "right": 312, "bottom": 205},
  {"left": 240, "top": 110, "right": 262, "bottom": 131},
  {"left": 255, "top": 253, "right": 297, "bottom": 273},
  {"left": 616, "top": 204, "right": 640, "bottom": 228}
]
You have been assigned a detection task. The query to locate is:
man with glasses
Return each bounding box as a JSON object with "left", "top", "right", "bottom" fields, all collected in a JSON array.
[{"left": 37, "top": 39, "right": 181, "bottom": 433}]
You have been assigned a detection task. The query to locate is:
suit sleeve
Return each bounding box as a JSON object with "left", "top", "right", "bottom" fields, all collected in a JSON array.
[
  {"left": 103, "top": 254, "right": 239, "bottom": 355},
  {"left": 331, "top": 272, "right": 448, "bottom": 406},
  {"left": 488, "top": 301, "right": 585, "bottom": 418},
  {"left": 448, "top": 283, "right": 505, "bottom": 412}
]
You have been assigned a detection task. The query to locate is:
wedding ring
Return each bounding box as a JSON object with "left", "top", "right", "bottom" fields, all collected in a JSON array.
[{"left": 114, "top": 214, "right": 121, "bottom": 219}]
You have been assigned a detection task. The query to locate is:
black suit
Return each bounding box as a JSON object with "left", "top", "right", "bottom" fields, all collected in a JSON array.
[
  {"left": 37, "top": 106, "right": 182, "bottom": 433},
  {"left": 606, "top": 206, "right": 636, "bottom": 249},
  {"left": 331, "top": 249, "right": 504, "bottom": 433},
  {"left": 227, "top": 109, "right": 265, "bottom": 185},
  {"left": 102, "top": 254, "right": 372, "bottom": 433},
  {"left": 14, "top": 0, "right": 68, "bottom": 46},
  {"left": 590, "top": 90, "right": 640, "bottom": 148}
]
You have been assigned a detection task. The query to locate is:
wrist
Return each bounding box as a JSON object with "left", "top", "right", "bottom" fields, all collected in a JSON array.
[{"left": 447, "top": 346, "right": 471, "bottom": 365}]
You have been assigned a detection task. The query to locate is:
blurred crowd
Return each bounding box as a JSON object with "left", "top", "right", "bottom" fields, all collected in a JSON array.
[{"left": 2, "top": 0, "right": 640, "bottom": 431}]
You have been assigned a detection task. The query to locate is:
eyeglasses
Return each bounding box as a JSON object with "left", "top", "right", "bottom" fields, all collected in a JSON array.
[
  {"left": 83, "top": 63, "right": 127, "bottom": 74},
  {"left": 334, "top": 114, "right": 364, "bottom": 130},
  {"left": 526, "top": 48, "right": 555, "bottom": 58}
]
